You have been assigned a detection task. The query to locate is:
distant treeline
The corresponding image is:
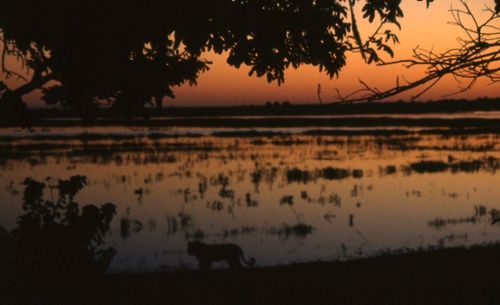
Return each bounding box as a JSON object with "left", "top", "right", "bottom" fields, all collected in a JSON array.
[{"left": 29, "top": 97, "right": 500, "bottom": 118}]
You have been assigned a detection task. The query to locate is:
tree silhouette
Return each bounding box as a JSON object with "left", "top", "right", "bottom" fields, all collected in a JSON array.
[
  {"left": 0, "top": 0, "right": 423, "bottom": 120},
  {"left": 335, "top": 0, "right": 499, "bottom": 103},
  {"left": 0, "top": 176, "right": 116, "bottom": 302}
]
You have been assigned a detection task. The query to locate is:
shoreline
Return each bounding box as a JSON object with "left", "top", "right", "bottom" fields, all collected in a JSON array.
[
  {"left": 87, "top": 243, "right": 500, "bottom": 305},
  {"left": 4, "top": 243, "right": 499, "bottom": 305},
  {"left": 5, "top": 117, "right": 500, "bottom": 128}
]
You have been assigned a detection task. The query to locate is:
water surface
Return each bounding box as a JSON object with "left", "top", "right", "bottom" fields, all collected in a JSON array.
[{"left": 0, "top": 126, "right": 499, "bottom": 272}]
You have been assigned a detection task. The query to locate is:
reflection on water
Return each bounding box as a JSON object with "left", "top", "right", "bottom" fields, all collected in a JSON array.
[{"left": 0, "top": 126, "right": 499, "bottom": 272}]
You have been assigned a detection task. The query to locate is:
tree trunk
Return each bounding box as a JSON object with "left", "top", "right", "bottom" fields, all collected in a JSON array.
[
  {"left": 0, "top": 73, "right": 53, "bottom": 127},
  {"left": 0, "top": 89, "right": 30, "bottom": 127}
]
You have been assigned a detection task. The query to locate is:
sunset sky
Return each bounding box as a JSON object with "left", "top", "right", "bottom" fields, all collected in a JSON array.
[
  {"left": 18, "top": 0, "right": 500, "bottom": 107},
  {"left": 171, "top": 0, "right": 499, "bottom": 106}
]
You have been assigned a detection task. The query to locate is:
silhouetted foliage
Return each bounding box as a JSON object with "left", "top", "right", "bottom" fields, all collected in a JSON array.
[
  {"left": 405, "top": 157, "right": 500, "bottom": 174},
  {"left": 335, "top": 1, "right": 499, "bottom": 103},
  {"left": 409, "top": 160, "right": 449, "bottom": 173},
  {"left": 0, "top": 176, "right": 116, "bottom": 299},
  {"left": 0, "top": 0, "right": 425, "bottom": 120},
  {"left": 287, "top": 167, "right": 312, "bottom": 183},
  {"left": 428, "top": 205, "right": 500, "bottom": 229},
  {"left": 321, "top": 167, "right": 351, "bottom": 180}
]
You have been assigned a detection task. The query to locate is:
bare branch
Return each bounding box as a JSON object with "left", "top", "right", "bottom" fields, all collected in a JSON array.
[
  {"left": 333, "top": 0, "right": 499, "bottom": 104},
  {"left": 0, "top": 33, "right": 30, "bottom": 82}
]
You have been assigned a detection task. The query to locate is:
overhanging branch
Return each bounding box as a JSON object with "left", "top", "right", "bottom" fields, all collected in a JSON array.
[{"left": 333, "top": 0, "right": 499, "bottom": 104}]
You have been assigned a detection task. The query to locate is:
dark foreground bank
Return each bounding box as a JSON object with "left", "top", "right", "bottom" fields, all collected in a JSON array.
[{"left": 2, "top": 244, "right": 499, "bottom": 305}]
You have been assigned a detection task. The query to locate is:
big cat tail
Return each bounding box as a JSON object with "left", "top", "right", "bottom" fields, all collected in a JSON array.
[{"left": 239, "top": 249, "right": 256, "bottom": 266}]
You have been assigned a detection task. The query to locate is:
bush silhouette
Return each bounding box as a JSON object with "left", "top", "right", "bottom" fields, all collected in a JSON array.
[{"left": 0, "top": 176, "right": 116, "bottom": 300}]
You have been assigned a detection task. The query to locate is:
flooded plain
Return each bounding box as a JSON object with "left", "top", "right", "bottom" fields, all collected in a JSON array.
[{"left": 0, "top": 126, "right": 499, "bottom": 272}]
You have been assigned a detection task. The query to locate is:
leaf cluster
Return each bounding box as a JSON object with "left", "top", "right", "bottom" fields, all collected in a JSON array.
[
  {"left": 0, "top": 0, "right": 409, "bottom": 112},
  {"left": 0, "top": 175, "right": 116, "bottom": 281}
]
